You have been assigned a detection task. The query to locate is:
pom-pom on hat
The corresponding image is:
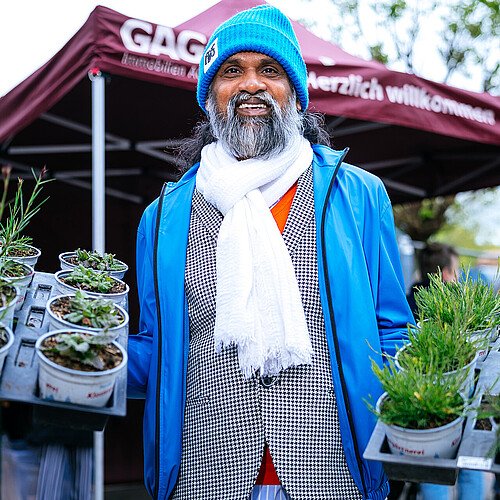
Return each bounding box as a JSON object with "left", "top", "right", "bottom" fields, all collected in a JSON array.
[{"left": 196, "top": 4, "right": 308, "bottom": 113}]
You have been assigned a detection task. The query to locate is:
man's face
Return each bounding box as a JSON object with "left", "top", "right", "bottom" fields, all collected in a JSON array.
[
  {"left": 210, "top": 51, "right": 297, "bottom": 117},
  {"left": 442, "top": 254, "right": 460, "bottom": 282},
  {"left": 206, "top": 51, "right": 303, "bottom": 159}
]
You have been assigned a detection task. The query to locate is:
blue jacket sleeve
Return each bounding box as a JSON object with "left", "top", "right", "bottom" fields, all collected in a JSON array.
[
  {"left": 127, "top": 207, "right": 157, "bottom": 399},
  {"left": 375, "top": 200, "right": 413, "bottom": 357}
]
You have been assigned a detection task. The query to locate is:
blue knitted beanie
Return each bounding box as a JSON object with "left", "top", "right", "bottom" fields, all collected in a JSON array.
[{"left": 197, "top": 4, "right": 308, "bottom": 113}]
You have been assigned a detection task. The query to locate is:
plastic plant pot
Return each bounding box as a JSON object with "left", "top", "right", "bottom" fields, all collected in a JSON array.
[
  {"left": 35, "top": 330, "right": 128, "bottom": 408},
  {"left": 0, "top": 323, "right": 14, "bottom": 374},
  {"left": 8, "top": 244, "right": 41, "bottom": 268},
  {"left": 0, "top": 261, "right": 35, "bottom": 311},
  {"left": 45, "top": 294, "right": 129, "bottom": 341},
  {"left": 58, "top": 251, "right": 128, "bottom": 280},
  {"left": 0, "top": 284, "right": 19, "bottom": 330},
  {"left": 54, "top": 270, "right": 129, "bottom": 305},
  {"left": 468, "top": 327, "right": 495, "bottom": 364},
  {"left": 376, "top": 392, "right": 465, "bottom": 459}
]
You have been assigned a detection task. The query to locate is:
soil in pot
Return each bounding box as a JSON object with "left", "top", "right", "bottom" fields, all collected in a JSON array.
[
  {"left": 0, "top": 260, "right": 31, "bottom": 279},
  {"left": 50, "top": 296, "right": 125, "bottom": 328},
  {"left": 41, "top": 335, "right": 123, "bottom": 372},
  {"left": 7, "top": 245, "right": 38, "bottom": 257},
  {"left": 60, "top": 275, "right": 126, "bottom": 294}
]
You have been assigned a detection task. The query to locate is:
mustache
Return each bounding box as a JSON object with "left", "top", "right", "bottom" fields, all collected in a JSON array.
[{"left": 231, "top": 91, "right": 277, "bottom": 108}]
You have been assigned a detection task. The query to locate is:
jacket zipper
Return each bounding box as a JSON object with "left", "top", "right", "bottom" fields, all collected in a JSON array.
[
  {"left": 319, "top": 150, "right": 367, "bottom": 498},
  {"left": 153, "top": 183, "right": 167, "bottom": 500}
]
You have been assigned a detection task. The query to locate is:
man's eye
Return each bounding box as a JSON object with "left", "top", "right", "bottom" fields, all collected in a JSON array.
[
  {"left": 223, "top": 67, "right": 240, "bottom": 75},
  {"left": 263, "top": 67, "right": 279, "bottom": 75}
]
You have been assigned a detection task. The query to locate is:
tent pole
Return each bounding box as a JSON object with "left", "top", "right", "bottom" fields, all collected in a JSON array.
[{"left": 90, "top": 68, "right": 105, "bottom": 500}]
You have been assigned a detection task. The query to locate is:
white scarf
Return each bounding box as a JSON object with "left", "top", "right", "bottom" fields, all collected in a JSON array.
[{"left": 196, "top": 135, "right": 314, "bottom": 378}]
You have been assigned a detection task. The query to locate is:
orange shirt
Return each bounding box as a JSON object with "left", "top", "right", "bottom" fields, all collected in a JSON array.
[{"left": 255, "top": 181, "right": 298, "bottom": 486}]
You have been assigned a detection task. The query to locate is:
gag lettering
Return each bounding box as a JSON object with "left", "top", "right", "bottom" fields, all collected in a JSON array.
[{"left": 120, "top": 19, "right": 207, "bottom": 65}]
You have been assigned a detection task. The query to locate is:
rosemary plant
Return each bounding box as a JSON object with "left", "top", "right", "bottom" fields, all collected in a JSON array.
[
  {"left": 0, "top": 166, "right": 51, "bottom": 258},
  {"left": 369, "top": 357, "right": 467, "bottom": 429},
  {"left": 62, "top": 265, "right": 118, "bottom": 294},
  {"left": 397, "top": 320, "right": 480, "bottom": 374},
  {"left": 63, "top": 290, "right": 123, "bottom": 329},
  {"left": 415, "top": 270, "right": 500, "bottom": 333},
  {"left": 41, "top": 331, "right": 119, "bottom": 371}
]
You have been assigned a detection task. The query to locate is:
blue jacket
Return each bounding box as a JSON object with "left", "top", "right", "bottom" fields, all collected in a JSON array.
[{"left": 128, "top": 145, "right": 413, "bottom": 500}]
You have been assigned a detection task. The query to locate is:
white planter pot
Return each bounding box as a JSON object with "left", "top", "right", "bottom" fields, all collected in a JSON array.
[
  {"left": 376, "top": 392, "right": 464, "bottom": 458},
  {"left": 468, "top": 327, "right": 494, "bottom": 363},
  {"left": 0, "top": 262, "right": 35, "bottom": 311},
  {"left": 54, "top": 270, "right": 129, "bottom": 306},
  {"left": 395, "top": 345, "right": 478, "bottom": 398},
  {"left": 8, "top": 245, "right": 41, "bottom": 268},
  {"left": 35, "top": 330, "right": 127, "bottom": 407},
  {"left": 0, "top": 285, "right": 19, "bottom": 330},
  {"left": 58, "top": 251, "right": 128, "bottom": 280},
  {"left": 0, "top": 324, "right": 14, "bottom": 375},
  {"left": 46, "top": 294, "right": 129, "bottom": 341}
]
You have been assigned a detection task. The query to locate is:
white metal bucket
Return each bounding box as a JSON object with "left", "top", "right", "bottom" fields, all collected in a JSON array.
[
  {"left": 35, "top": 330, "right": 127, "bottom": 407},
  {"left": 54, "top": 270, "right": 129, "bottom": 306},
  {"left": 0, "top": 324, "right": 14, "bottom": 375},
  {"left": 46, "top": 294, "right": 129, "bottom": 341},
  {"left": 376, "top": 392, "right": 464, "bottom": 458},
  {"left": 58, "top": 251, "right": 128, "bottom": 280}
]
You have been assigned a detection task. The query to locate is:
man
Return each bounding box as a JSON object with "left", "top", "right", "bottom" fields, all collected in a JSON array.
[
  {"left": 128, "top": 5, "right": 413, "bottom": 499},
  {"left": 406, "top": 242, "right": 459, "bottom": 315}
]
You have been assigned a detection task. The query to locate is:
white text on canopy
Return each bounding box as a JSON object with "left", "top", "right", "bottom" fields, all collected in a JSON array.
[{"left": 119, "top": 19, "right": 206, "bottom": 65}]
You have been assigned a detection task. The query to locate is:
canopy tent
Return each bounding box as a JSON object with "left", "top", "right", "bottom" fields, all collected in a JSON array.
[{"left": 1, "top": 1, "right": 499, "bottom": 207}]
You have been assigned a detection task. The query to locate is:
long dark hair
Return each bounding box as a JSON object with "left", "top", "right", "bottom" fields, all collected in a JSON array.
[{"left": 176, "top": 111, "right": 331, "bottom": 174}]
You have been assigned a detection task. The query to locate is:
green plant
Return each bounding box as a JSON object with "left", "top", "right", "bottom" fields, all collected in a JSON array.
[
  {"left": 415, "top": 270, "right": 500, "bottom": 332},
  {"left": 62, "top": 265, "right": 117, "bottom": 293},
  {"left": 0, "top": 326, "right": 9, "bottom": 348},
  {"left": 0, "top": 259, "right": 31, "bottom": 279},
  {"left": 63, "top": 290, "right": 123, "bottom": 330},
  {"left": 72, "top": 249, "right": 126, "bottom": 272},
  {"left": 368, "top": 357, "right": 468, "bottom": 429},
  {"left": 40, "top": 331, "right": 118, "bottom": 370},
  {"left": 397, "top": 320, "right": 480, "bottom": 374},
  {"left": 0, "top": 166, "right": 51, "bottom": 258}
]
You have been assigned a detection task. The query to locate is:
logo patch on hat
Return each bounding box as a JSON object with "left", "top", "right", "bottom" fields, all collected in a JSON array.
[{"left": 203, "top": 38, "right": 218, "bottom": 72}]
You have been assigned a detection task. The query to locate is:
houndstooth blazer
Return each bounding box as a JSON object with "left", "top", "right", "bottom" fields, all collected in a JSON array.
[{"left": 172, "top": 167, "right": 362, "bottom": 500}]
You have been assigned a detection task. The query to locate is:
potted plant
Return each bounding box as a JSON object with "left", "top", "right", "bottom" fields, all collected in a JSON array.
[
  {"left": 0, "top": 259, "right": 34, "bottom": 310},
  {"left": 35, "top": 330, "right": 127, "bottom": 407},
  {"left": 395, "top": 320, "right": 482, "bottom": 397},
  {"left": 46, "top": 291, "right": 128, "bottom": 340},
  {"left": 368, "top": 357, "right": 469, "bottom": 458},
  {"left": 415, "top": 271, "right": 500, "bottom": 362},
  {"left": 0, "top": 323, "right": 14, "bottom": 374},
  {"left": 59, "top": 248, "right": 128, "bottom": 280},
  {"left": 0, "top": 166, "right": 51, "bottom": 268},
  {"left": 54, "top": 265, "right": 129, "bottom": 304},
  {"left": 0, "top": 281, "right": 19, "bottom": 330}
]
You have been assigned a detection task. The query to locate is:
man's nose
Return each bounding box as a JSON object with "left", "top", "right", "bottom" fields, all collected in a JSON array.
[{"left": 238, "top": 70, "right": 267, "bottom": 94}]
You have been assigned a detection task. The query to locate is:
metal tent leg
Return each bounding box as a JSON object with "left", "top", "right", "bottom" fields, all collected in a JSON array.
[{"left": 90, "top": 68, "right": 105, "bottom": 500}]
